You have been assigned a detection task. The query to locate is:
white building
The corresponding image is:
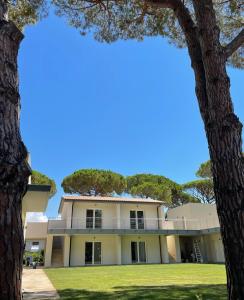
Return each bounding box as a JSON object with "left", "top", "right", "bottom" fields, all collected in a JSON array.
[{"left": 25, "top": 195, "right": 225, "bottom": 267}]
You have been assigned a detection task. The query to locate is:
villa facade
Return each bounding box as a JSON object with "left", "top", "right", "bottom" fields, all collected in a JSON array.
[{"left": 25, "top": 195, "right": 225, "bottom": 267}]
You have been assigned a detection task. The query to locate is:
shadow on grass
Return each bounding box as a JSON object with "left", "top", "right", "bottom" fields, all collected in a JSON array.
[{"left": 58, "top": 284, "right": 227, "bottom": 300}]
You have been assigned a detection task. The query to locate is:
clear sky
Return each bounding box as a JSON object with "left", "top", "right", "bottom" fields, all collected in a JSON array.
[{"left": 19, "top": 12, "right": 243, "bottom": 218}]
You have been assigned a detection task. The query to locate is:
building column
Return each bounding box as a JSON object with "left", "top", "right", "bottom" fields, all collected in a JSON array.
[
  {"left": 45, "top": 235, "right": 53, "bottom": 267},
  {"left": 63, "top": 235, "right": 71, "bottom": 267},
  {"left": 116, "top": 235, "right": 122, "bottom": 265},
  {"left": 116, "top": 204, "right": 121, "bottom": 229},
  {"left": 157, "top": 205, "right": 165, "bottom": 229},
  {"left": 160, "top": 236, "right": 169, "bottom": 263},
  {"left": 167, "top": 235, "right": 181, "bottom": 263}
]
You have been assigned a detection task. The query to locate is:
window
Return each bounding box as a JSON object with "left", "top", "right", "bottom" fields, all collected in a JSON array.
[
  {"left": 31, "top": 241, "right": 40, "bottom": 251},
  {"left": 85, "top": 242, "right": 102, "bottom": 265},
  {"left": 86, "top": 209, "right": 102, "bottom": 229},
  {"left": 131, "top": 241, "right": 146, "bottom": 263},
  {"left": 130, "top": 211, "right": 144, "bottom": 229}
]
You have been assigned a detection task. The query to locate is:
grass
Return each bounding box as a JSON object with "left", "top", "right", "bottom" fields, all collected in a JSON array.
[{"left": 45, "top": 264, "right": 227, "bottom": 300}]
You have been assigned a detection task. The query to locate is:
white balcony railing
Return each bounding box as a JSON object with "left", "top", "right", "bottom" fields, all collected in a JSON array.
[{"left": 48, "top": 217, "right": 220, "bottom": 231}]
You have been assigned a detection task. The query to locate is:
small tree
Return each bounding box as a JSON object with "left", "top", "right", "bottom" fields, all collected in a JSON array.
[
  {"left": 62, "top": 169, "right": 126, "bottom": 196},
  {"left": 31, "top": 170, "right": 57, "bottom": 198}
]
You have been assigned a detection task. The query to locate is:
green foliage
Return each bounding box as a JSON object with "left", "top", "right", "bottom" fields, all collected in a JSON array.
[
  {"left": 126, "top": 173, "right": 198, "bottom": 207},
  {"left": 196, "top": 160, "right": 212, "bottom": 179},
  {"left": 182, "top": 179, "right": 215, "bottom": 204},
  {"left": 24, "top": 250, "right": 44, "bottom": 263},
  {"left": 8, "top": 0, "right": 47, "bottom": 30},
  {"left": 62, "top": 169, "right": 126, "bottom": 196},
  {"left": 52, "top": 0, "right": 244, "bottom": 68},
  {"left": 32, "top": 170, "right": 57, "bottom": 198}
]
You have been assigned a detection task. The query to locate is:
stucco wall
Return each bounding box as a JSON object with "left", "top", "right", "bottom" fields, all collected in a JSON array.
[
  {"left": 25, "top": 239, "right": 46, "bottom": 252},
  {"left": 167, "top": 235, "right": 181, "bottom": 263},
  {"left": 70, "top": 235, "right": 118, "bottom": 266},
  {"left": 60, "top": 201, "right": 162, "bottom": 230},
  {"left": 121, "top": 235, "right": 161, "bottom": 264},
  {"left": 203, "top": 233, "right": 225, "bottom": 263},
  {"left": 120, "top": 203, "right": 160, "bottom": 230},
  {"left": 71, "top": 202, "right": 118, "bottom": 229},
  {"left": 167, "top": 203, "right": 219, "bottom": 229},
  {"left": 25, "top": 222, "right": 48, "bottom": 239}
]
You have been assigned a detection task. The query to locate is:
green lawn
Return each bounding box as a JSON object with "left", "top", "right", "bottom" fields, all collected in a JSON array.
[{"left": 45, "top": 264, "right": 227, "bottom": 300}]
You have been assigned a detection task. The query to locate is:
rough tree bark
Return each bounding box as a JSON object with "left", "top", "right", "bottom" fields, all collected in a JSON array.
[
  {"left": 192, "top": 1, "right": 244, "bottom": 298},
  {"left": 150, "top": 0, "right": 244, "bottom": 298},
  {"left": 0, "top": 1, "right": 31, "bottom": 299}
]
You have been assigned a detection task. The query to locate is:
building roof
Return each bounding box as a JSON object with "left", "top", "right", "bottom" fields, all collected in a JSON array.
[
  {"left": 59, "top": 195, "right": 163, "bottom": 213},
  {"left": 27, "top": 184, "right": 51, "bottom": 192}
]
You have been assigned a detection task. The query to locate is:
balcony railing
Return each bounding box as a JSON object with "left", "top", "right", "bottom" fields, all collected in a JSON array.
[{"left": 48, "top": 217, "right": 220, "bottom": 231}]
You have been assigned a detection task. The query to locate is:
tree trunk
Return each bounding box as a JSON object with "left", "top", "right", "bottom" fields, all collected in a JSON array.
[
  {"left": 192, "top": 1, "right": 244, "bottom": 298},
  {"left": 0, "top": 4, "right": 31, "bottom": 299}
]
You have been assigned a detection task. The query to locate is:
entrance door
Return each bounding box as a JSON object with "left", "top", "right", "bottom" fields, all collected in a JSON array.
[
  {"left": 85, "top": 242, "right": 93, "bottom": 264},
  {"left": 131, "top": 241, "right": 146, "bottom": 263},
  {"left": 85, "top": 242, "right": 102, "bottom": 265}
]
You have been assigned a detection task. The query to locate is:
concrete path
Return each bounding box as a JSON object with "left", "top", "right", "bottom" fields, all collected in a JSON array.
[{"left": 22, "top": 269, "right": 60, "bottom": 300}]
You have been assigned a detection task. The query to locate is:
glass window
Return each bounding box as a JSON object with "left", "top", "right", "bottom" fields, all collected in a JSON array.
[
  {"left": 86, "top": 210, "right": 94, "bottom": 228},
  {"left": 32, "top": 242, "right": 39, "bottom": 246},
  {"left": 85, "top": 242, "right": 93, "bottom": 264},
  {"left": 130, "top": 211, "right": 136, "bottom": 229},
  {"left": 139, "top": 242, "right": 146, "bottom": 262},
  {"left": 137, "top": 211, "right": 144, "bottom": 229},
  {"left": 95, "top": 210, "right": 102, "bottom": 229},
  {"left": 94, "top": 242, "right": 102, "bottom": 264},
  {"left": 131, "top": 242, "right": 138, "bottom": 263}
]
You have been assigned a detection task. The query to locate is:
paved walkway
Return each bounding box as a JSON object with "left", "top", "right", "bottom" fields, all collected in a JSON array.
[{"left": 22, "top": 269, "right": 60, "bottom": 300}]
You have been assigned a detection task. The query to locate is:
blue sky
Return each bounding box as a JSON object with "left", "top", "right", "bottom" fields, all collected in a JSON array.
[{"left": 19, "top": 13, "right": 243, "bottom": 217}]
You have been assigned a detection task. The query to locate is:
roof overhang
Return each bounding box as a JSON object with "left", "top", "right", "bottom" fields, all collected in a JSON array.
[{"left": 22, "top": 184, "right": 51, "bottom": 216}]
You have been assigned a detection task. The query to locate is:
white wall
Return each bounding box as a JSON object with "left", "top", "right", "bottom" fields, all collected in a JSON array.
[
  {"left": 121, "top": 235, "right": 162, "bottom": 264},
  {"left": 71, "top": 202, "right": 118, "bottom": 229},
  {"left": 203, "top": 233, "right": 225, "bottom": 263},
  {"left": 25, "top": 239, "right": 46, "bottom": 252},
  {"left": 167, "top": 203, "right": 219, "bottom": 229},
  {"left": 60, "top": 201, "right": 163, "bottom": 230},
  {"left": 25, "top": 222, "right": 48, "bottom": 239},
  {"left": 70, "top": 235, "right": 118, "bottom": 266},
  {"left": 120, "top": 204, "right": 160, "bottom": 230}
]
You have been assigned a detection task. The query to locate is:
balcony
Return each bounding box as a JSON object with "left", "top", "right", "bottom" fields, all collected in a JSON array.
[{"left": 48, "top": 216, "right": 220, "bottom": 234}]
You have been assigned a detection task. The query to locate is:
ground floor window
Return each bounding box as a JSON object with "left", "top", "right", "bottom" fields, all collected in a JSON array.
[
  {"left": 131, "top": 241, "right": 146, "bottom": 263},
  {"left": 85, "top": 242, "right": 102, "bottom": 265}
]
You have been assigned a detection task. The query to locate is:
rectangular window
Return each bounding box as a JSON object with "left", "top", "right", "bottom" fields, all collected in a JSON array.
[
  {"left": 130, "top": 210, "right": 144, "bottom": 229},
  {"left": 131, "top": 241, "right": 146, "bottom": 263},
  {"left": 95, "top": 210, "right": 102, "bottom": 229},
  {"left": 85, "top": 242, "right": 93, "bottom": 264},
  {"left": 137, "top": 211, "right": 144, "bottom": 229},
  {"left": 131, "top": 241, "right": 138, "bottom": 263},
  {"left": 94, "top": 242, "right": 102, "bottom": 264},
  {"left": 86, "top": 209, "right": 102, "bottom": 229},
  {"left": 85, "top": 242, "right": 102, "bottom": 265},
  {"left": 130, "top": 211, "right": 137, "bottom": 229},
  {"left": 32, "top": 242, "right": 39, "bottom": 246},
  {"left": 139, "top": 242, "right": 146, "bottom": 262},
  {"left": 86, "top": 210, "right": 94, "bottom": 229}
]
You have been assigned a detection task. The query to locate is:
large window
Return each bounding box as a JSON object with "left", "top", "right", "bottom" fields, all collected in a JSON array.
[
  {"left": 85, "top": 242, "right": 102, "bottom": 265},
  {"left": 131, "top": 241, "right": 146, "bottom": 263},
  {"left": 86, "top": 209, "right": 102, "bottom": 229},
  {"left": 130, "top": 211, "right": 144, "bottom": 229}
]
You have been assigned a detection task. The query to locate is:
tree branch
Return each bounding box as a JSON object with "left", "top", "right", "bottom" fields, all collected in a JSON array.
[{"left": 224, "top": 29, "right": 244, "bottom": 59}]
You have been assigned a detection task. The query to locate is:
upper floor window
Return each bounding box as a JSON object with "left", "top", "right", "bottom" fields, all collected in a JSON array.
[
  {"left": 86, "top": 209, "right": 102, "bottom": 229},
  {"left": 130, "top": 211, "right": 144, "bottom": 229}
]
